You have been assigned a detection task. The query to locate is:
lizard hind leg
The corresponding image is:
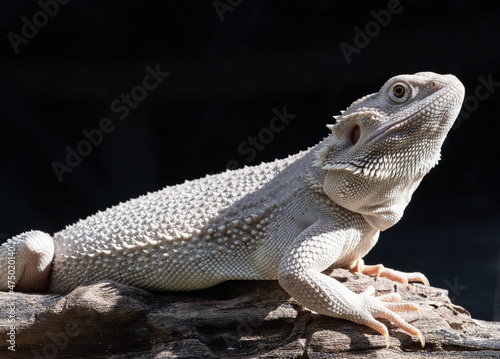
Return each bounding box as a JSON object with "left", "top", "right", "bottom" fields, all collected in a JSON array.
[{"left": 0, "top": 231, "right": 54, "bottom": 293}]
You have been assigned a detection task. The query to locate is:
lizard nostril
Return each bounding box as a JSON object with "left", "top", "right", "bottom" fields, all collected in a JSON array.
[{"left": 350, "top": 125, "right": 361, "bottom": 145}]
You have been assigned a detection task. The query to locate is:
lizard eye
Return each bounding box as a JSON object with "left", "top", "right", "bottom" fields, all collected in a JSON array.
[
  {"left": 393, "top": 85, "right": 405, "bottom": 98},
  {"left": 388, "top": 82, "right": 411, "bottom": 103}
]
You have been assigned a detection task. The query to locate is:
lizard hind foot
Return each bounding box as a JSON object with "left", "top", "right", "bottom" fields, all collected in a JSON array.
[{"left": 0, "top": 230, "right": 54, "bottom": 293}]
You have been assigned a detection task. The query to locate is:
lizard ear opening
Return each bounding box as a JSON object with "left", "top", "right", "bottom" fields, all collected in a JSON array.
[{"left": 350, "top": 125, "right": 361, "bottom": 145}]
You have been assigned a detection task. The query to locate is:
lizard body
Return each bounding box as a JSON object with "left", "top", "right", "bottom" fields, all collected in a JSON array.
[{"left": 0, "top": 72, "right": 465, "bottom": 347}]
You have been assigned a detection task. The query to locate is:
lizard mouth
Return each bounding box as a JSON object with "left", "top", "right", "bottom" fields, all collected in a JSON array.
[{"left": 368, "top": 109, "right": 424, "bottom": 143}]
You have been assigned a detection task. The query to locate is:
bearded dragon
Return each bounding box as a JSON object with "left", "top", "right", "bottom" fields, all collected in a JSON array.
[{"left": 0, "top": 72, "right": 465, "bottom": 347}]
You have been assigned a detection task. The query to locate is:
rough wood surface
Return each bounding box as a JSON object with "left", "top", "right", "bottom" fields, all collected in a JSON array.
[{"left": 1, "top": 269, "right": 499, "bottom": 358}]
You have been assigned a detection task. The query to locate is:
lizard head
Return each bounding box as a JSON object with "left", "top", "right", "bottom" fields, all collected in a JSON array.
[{"left": 314, "top": 72, "right": 465, "bottom": 231}]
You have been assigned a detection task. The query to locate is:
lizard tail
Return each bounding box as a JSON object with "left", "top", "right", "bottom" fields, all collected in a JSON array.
[{"left": 0, "top": 231, "right": 54, "bottom": 293}]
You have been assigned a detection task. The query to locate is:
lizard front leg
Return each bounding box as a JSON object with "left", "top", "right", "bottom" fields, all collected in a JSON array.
[{"left": 278, "top": 218, "right": 424, "bottom": 348}]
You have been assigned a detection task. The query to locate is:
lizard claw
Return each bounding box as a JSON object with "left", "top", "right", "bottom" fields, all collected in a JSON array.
[
  {"left": 382, "top": 329, "right": 390, "bottom": 348},
  {"left": 416, "top": 329, "right": 425, "bottom": 348}
]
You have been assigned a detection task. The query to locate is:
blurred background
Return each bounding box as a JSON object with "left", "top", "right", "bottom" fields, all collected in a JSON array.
[{"left": 0, "top": 1, "right": 498, "bottom": 320}]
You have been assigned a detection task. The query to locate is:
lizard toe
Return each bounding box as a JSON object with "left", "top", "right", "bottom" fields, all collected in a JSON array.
[{"left": 349, "top": 259, "right": 429, "bottom": 289}]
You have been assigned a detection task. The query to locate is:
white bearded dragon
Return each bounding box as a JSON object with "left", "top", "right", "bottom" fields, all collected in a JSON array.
[{"left": 0, "top": 72, "right": 465, "bottom": 347}]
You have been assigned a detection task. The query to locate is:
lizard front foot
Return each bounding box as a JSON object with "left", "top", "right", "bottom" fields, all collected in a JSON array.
[
  {"left": 348, "top": 259, "right": 429, "bottom": 290},
  {"left": 279, "top": 268, "right": 425, "bottom": 348},
  {"left": 354, "top": 285, "right": 425, "bottom": 348}
]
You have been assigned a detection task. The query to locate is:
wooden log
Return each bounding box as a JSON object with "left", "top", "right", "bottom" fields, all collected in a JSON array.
[{"left": 1, "top": 269, "right": 499, "bottom": 358}]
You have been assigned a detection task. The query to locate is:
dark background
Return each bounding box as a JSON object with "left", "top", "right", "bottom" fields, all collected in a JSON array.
[{"left": 0, "top": 1, "right": 498, "bottom": 320}]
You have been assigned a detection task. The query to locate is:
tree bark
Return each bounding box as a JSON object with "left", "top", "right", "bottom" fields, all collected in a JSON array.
[{"left": 1, "top": 269, "right": 499, "bottom": 358}]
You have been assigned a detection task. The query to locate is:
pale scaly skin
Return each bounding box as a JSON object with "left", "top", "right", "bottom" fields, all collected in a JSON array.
[{"left": 0, "top": 72, "right": 465, "bottom": 348}]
